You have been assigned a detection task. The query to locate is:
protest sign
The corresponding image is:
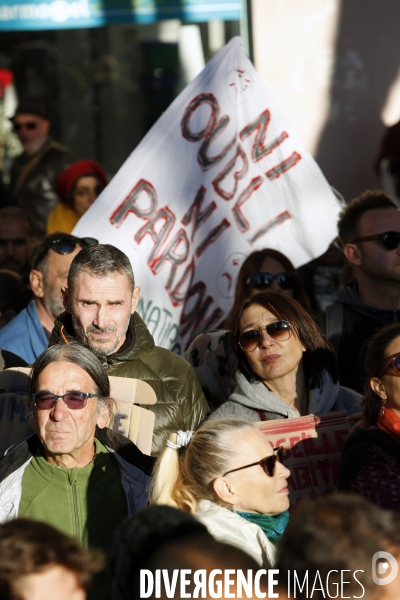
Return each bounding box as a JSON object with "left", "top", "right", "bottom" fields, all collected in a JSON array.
[
  {"left": 73, "top": 36, "right": 341, "bottom": 354},
  {"left": 257, "top": 411, "right": 350, "bottom": 507}
]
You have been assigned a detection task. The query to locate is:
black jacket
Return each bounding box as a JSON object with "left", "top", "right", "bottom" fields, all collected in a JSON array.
[
  {"left": 338, "top": 426, "right": 400, "bottom": 513},
  {"left": 317, "top": 282, "right": 400, "bottom": 393}
]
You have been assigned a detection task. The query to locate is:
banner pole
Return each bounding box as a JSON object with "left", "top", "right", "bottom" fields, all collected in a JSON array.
[{"left": 240, "top": 0, "right": 254, "bottom": 63}]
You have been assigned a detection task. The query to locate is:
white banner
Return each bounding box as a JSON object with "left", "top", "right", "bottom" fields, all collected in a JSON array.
[{"left": 73, "top": 37, "right": 341, "bottom": 355}]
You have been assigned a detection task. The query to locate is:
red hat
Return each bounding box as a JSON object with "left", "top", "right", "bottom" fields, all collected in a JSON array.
[{"left": 57, "top": 160, "right": 108, "bottom": 205}]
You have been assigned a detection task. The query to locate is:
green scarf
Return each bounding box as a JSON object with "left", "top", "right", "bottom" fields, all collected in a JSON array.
[{"left": 236, "top": 510, "right": 289, "bottom": 544}]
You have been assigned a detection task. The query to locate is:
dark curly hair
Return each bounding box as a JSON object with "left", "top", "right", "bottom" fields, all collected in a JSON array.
[{"left": 0, "top": 518, "right": 103, "bottom": 600}]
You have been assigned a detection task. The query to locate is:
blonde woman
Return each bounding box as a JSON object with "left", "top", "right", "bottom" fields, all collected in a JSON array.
[{"left": 151, "top": 419, "right": 290, "bottom": 567}]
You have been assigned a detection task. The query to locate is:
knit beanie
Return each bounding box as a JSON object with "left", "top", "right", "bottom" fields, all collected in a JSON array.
[{"left": 57, "top": 160, "right": 108, "bottom": 206}]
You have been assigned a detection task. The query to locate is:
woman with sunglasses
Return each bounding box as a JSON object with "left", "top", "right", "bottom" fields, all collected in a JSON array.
[
  {"left": 184, "top": 249, "right": 311, "bottom": 411},
  {"left": 209, "top": 292, "right": 360, "bottom": 423},
  {"left": 339, "top": 323, "right": 400, "bottom": 511},
  {"left": 225, "top": 248, "right": 311, "bottom": 328},
  {"left": 47, "top": 160, "right": 108, "bottom": 234},
  {"left": 151, "top": 418, "right": 291, "bottom": 566}
]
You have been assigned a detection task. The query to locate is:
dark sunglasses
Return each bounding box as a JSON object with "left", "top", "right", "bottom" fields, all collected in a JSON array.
[
  {"left": 238, "top": 320, "right": 292, "bottom": 352},
  {"left": 32, "top": 236, "right": 98, "bottom": 270},
  {"left": 246, "top": 271, "right": 294, "bottom": 290},
  {"left": 380, "top": 352, "right": 400, "bottom": 377},
  {"left": 51, "top": 236, "right": 98, "bottom": 255},
  {"left": 32, "top": 391, "right": 100, "bottom": 410},
  {"left": 353, "top": 231, "right": 400, "bottom": 250},
  {"left": 223, "top": 446, "right": 284, "bottom": 477},
  {"left": 14, "top": 121, "right": 37, "bottom": 132}
]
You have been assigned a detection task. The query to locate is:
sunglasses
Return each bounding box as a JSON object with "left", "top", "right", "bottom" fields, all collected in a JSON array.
[
  {"left": 246, "top": 271, "right": 294, "bottom": 290},
  {"left": 32, "top": 391, "right": 100, "bottom": 410},
  {"left": 14, "top": 121, "right": 37, "bottom": 132},
  {"left": 380, "top": 352, "right": 400, "bottom": 377},
  {"left": 51, "top": 236, "right": 98, "bottom": 255},
  {"left": 32, "top": 236, "right": 98, "bottom": 269},
  {"left": 238, "top": 320, "right": 292, "bottom": 352},
  {"left": 223, "top": 446, "right": 284, "bottom": 477},
  {"left": 353, "top": 231, "right": 400, "bottom": 250}
]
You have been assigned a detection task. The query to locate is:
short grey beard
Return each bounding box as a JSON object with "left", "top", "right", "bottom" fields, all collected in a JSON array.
[{"left": 71, "top": 313, "right": 131, "bottom": 358}]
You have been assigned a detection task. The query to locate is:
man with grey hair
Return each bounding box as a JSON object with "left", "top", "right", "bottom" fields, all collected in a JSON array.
[
  {"left": 0, "top": 233, "right": 86, "bottom": 363},
  {"left": 50, "top": 244, "right": 208, "bottom": 456},
  {"left": 0, "top": 342, "right": 152, "bottom": 600}
]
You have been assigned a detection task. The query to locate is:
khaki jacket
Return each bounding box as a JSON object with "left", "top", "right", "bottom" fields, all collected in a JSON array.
[{"left": 50, "top": 312, "right": 209, "bottom": 456}]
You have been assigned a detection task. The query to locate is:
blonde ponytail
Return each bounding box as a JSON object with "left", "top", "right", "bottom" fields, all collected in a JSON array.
[
  {"left": 151, "top": 419, "right": 256, "bottom": 514},
  {"left": 150, "top": 433, "right": 198, "bottom": 512}
]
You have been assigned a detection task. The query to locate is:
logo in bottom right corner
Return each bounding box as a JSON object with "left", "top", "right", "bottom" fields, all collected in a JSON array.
[{"left": 372, "top": 551, "right": 398, "bottom": 585}]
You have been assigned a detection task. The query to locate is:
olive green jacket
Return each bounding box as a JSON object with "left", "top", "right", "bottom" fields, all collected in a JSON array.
[{"left": 50, "top": 312, "right": 209, "bottom": 456}]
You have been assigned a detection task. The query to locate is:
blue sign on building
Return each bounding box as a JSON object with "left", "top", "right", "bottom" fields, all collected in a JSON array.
[{"left": 0, "top": 0, "right": 242, "bottom": 31}]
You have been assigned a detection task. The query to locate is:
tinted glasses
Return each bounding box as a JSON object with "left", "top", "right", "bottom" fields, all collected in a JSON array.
[
  {"left": 238, "top": 320, "right": 292, "bottom": 352},
  {"left": 14, "top": 121, "right": 37, "bottom": 132},
  {"left": 32, "top": 391, "right": 100, "bottom": 410},
  {"left": 223, "top": 446, "right": 284, "bottom": 477},
  {"left": 353, "top": 231, "right": 400, "bottom": 250},
  {"left": 246, "top": 271, "right": 294, "bottom": 290},
  {"left": 32, "top": 235, "right": 98, "bottom": 270},
  {"left": 380, "top": 352, "right": 400, "bottom": 377}
]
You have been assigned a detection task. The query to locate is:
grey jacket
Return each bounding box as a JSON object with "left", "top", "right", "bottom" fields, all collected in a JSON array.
[{"left": 208, "top": 370, "right": 361, "bottom": 422}]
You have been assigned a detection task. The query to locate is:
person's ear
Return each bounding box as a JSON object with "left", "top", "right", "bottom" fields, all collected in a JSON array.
[
  {"left": 343, "top": 243, "right": 362, "bottom": 267},
  {"left": 212, "top": 476, "right": 237, "bottom": 507},
  {"left": 61, "top": 287, "right": 70, "bottom": 311},
  {"left": 131, "top": 286, "right": 140, "bottom": 314},
  {"left": 30, "top": 269, "right": 45, "bottom": 299},
  {"left": 370, "top": 377, "right": 387, "bottom": 400},
  {"left": 96, "top": 400, "right": 112, "bottom": 429}
]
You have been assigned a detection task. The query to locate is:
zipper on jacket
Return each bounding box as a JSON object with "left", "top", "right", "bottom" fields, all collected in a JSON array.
[{"left": 72, "top": 480, "right": 80, "bottom": 540}]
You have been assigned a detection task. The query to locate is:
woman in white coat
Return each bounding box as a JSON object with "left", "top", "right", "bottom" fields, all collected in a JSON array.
[{"left": 150, "top": 419, "right": 291, "bottom": 567}]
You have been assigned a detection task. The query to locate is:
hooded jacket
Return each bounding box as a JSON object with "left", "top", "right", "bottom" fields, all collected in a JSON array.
[
  {"left": 50, "top": 311, "right": 209, "bottom": 456},
  {"left": 317, "top": 282, "right": 400, "bottom": 393},
  {"left": 208, "top": 370, "right": 361, "bottom": 422}
]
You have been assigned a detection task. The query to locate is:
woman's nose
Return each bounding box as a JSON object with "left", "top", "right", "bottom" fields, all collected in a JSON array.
[
  {"left": 89, "top": 190, "right": 97, "bottom": 205},
  {"left": 277, "top": 462, "right": 291, "bottom": 479},
  {"left": 259, "top": 328, "right": 274, "bottom": 348},
  {"left": 268, "top": 279, "right": 281, "bottom": 292}
]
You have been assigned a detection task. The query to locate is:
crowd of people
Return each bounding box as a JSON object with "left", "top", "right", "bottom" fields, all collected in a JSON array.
[{"left": 0, "top": 95, "right": 400, "bottom": 599}]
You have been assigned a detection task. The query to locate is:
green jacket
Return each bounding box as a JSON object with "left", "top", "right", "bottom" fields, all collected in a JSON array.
[{"left": 50, "top": 312, "right": 209, "bottom": 456}]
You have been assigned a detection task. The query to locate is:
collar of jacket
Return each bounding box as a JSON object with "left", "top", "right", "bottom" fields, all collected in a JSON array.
[
  {"left": 0, "top": 427, "right": 155, "bottom": 482},
  {"left": 342, "top": 425, "right": 400, "bottom": 463},
  {"left": 336, "top": 281, "right": 400, "bottom": 319},
  {"left": 50, "top": 311, "right": 155, "bottom": 364}
]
